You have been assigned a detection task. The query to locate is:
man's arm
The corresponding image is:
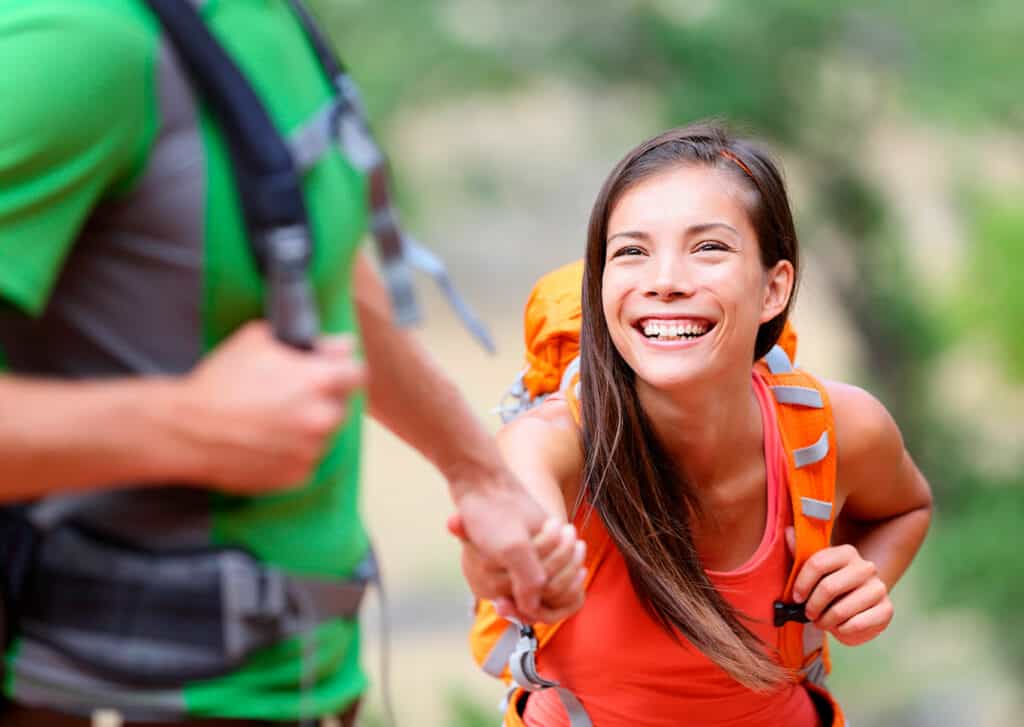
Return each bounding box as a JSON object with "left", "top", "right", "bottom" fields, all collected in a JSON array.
[
  {"left": 0, "top": 323, "right": 364, "bottom": 502},
  {"left": 0, "top": 374, "right": 191, "bottom": 501},
  {"left": 353, "top": 252, "right": 551, "bottom": 618}
]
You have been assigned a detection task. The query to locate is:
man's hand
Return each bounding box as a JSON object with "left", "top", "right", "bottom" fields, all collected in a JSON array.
[
  {"left": 447, "top": 471, "right": 558, "bottom": 622},
  {"left": 449, "top": 508, "right": 586, "bottom": 624},
  {"left": 177, "top": 321, "right": 365, "bottom": 494},
  {"left": 788, "top": 528, "right": 894, "bottom": 646}
]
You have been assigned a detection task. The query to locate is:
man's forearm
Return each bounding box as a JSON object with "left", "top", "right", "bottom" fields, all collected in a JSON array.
[
  {"left": 0, "top": 375, "right": 196, "bottom": 502},
  {"left": 354, "top": 255, "right": 503, "bottom": 500}
]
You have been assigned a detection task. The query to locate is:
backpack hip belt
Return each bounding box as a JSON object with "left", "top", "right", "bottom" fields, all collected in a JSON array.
[{"left": 12, "top": 520, "right": 375, "bottom": 685}]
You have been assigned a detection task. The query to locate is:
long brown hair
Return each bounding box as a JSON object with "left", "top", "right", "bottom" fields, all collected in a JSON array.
[{"left": 578, "top": 122, "right": 800, "bottom": 690}]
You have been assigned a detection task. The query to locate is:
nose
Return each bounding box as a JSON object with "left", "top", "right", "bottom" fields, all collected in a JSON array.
[{"left": 644, "top": 253, "right": 694, "bottom": 301}]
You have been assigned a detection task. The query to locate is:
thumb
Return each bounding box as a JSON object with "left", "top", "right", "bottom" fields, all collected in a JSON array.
[
  {"left": 785, "top": 526, "right": 796, "bottom": 557},
  {"left": 446, "top": 513, "right": 468, "bottom": 541}
]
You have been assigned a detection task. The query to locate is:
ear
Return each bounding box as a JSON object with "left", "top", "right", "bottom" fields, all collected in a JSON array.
[{"left": 759, "top": 259, "right": 794, "bottom": 324}]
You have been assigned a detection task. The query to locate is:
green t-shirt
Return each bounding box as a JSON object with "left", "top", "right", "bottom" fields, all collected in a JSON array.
[{"left": 0, "top": 0, "right": 371, "bottom": 719}]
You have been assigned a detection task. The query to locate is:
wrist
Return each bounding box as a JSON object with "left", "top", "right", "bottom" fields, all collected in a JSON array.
[
  {"left": 444, "top": 448, "right": 509, "bottom": 503},
  {"left": 141, "top": 376, "right": 216, "bottom": 486}
]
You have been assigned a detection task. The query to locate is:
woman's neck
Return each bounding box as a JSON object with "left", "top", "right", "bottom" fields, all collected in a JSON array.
[{"left": 637, "top": 365, "right": 762, "bottom": 490}]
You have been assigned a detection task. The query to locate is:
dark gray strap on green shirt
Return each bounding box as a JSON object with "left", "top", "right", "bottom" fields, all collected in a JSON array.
[{"left": 285, "top": 0, "right": 495, "bottom": 353}]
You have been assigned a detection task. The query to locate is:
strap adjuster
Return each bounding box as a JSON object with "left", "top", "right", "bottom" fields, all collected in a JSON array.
[
  {"left": 773, "top": 600, "right": 810, "bottom": 627},
  {"left": 509, "top": 625, "right": 559, "bottom": 691}
]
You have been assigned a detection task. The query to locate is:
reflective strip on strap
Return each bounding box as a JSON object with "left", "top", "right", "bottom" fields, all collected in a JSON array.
[
  {"left": 803, "top": 654, "right": 827, "bottom": 687},
  {"left": 764, "top": 345, "right": 794, "bottom": 373},
  {"left": 289, "top": 99, "right": 339, "bottom": 173},
  {"left": 770, "top": 385, "right": 823, "bottom": 408},
  {"left": 560, "top": 356, "right": 581, "bottom": 394},
  {"left": 793, "top": 431, "right": 829, "bottom": 468},
  {"left": 800, "top": 497, "right": 834, "bottom": 521},
  {"left": 803, "top": 623, "right": 825, "bottom": 655},
  {"left": 556, "top": 687, "right": 593, "bottom": 727},
  {"left": 402, "top": 238, "right": 496, "bottom": 352},
  {"left": 288, "top": 73, "right": 380, "bottom": 174},
  {"left": 481, "top": 623, "right": 520, "bottom": 677}
]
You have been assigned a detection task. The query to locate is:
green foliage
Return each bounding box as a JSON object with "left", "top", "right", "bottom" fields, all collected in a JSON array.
[
  {"left": 921, "top": 475, "right": 1024, "bottom": 670},
  {"left": 960, "top": 189, "right": 1024, "bottom": 380}
]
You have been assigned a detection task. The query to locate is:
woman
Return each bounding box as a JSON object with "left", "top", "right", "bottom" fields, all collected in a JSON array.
[{"left": 457, "top": 122, "right": 933, "bottom": 726}]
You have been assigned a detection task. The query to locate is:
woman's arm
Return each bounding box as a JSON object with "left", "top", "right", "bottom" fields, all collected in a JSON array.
[
  {"left": 495, "top": 396, "right": 586, "bottom": 520},
  {"left": 790, "top": 381, "right": 933, "bottom": 646},
  {"left": 829, "top": 381, "right": 933, "bottom": 590}
]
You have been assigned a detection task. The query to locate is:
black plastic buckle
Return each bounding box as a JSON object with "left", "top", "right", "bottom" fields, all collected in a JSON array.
[{"left": 773, "top": 600, "right": 810, "bottom": 627}]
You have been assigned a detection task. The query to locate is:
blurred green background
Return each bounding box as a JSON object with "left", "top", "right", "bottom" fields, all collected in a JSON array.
[{"left": 309, "top": 1, "right": 1024, "bottom": 724}]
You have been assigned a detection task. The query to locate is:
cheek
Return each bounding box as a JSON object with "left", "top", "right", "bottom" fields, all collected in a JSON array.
[{"left": 600, "top": 278, "right": 633, "bottom": 351}]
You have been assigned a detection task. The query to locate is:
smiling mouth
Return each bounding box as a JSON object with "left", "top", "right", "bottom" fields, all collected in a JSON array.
[{"left": 635, "top": 318, "right": 716, "bottom": 342}]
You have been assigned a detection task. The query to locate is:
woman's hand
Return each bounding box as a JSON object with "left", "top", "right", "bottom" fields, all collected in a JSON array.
[
  {"left": 450, "top": 514, "right": 587, "bottom": 624},
  {"left": 788, "top": 528, "right": 894, "bottom": 646}
]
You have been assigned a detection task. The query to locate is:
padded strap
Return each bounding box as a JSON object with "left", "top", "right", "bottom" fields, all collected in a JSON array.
[{"left": 759, "top": 362, "right": 838, "bottom": 674}]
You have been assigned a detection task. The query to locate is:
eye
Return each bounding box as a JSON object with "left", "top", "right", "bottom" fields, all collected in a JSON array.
[
  {"left": 612, "top": 245, "right": 646, "bottom": 258},
  {"left": 695, "top": 240, "right": 729, "bottom": 253}
]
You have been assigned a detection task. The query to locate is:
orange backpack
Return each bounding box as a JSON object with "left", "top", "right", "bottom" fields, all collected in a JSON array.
[{"left": 477, "top": 260, "right": 846, "bottom": 726}]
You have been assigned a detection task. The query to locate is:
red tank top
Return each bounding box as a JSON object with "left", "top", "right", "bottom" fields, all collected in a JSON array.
[{"left": 523, "top": 372, "right": 821, "bottom": 727}]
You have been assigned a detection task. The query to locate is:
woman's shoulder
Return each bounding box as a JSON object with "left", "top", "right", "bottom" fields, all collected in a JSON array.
[
  {"left": 822, "top": 380, "right": 906, "bottom": 497},
  {"left": 498, "top": 396, "right": 585, "bottom": 511},
  {"left": 823, "top": 381, "right": 901, "bottom": 447}
]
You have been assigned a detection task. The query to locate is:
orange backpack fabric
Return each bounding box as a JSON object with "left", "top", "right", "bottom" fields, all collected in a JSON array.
[{"left": 472, "top": 259, "right": 845, "bottom": 726}]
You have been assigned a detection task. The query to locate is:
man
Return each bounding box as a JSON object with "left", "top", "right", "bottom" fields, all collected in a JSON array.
[{"left": 0, "top": 1, "right": 576, "bottom": 724}]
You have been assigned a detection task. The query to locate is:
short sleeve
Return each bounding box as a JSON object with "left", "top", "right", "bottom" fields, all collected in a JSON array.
[{"left": 0, "top": 1, "right": 157, "bottom": 315}]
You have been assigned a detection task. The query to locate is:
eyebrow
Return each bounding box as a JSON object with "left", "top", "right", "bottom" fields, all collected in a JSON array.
[{"left": 607, "top": 222, "right": 740, "bottom": 245}]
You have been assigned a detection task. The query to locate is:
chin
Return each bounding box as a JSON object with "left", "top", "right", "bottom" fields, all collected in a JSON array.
[{"left": 631, "top": 362, "right": 710, "bottom": 393}]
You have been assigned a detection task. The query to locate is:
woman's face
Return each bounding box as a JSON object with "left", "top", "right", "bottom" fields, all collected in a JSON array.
[{"left": 601, "top": 164, "right": 792, "bottom": 392}]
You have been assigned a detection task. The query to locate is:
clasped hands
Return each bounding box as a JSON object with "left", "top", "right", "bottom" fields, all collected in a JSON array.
[{"left": 447, "top": 498, "right": 587, "bottom": 625}]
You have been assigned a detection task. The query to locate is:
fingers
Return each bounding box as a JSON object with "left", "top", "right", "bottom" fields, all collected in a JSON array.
[
  {"left": 815, "top": 576, "right": 887, "bottom": 632},
  {"left": 535, "top": 568, "right": 587, "bottom": 624},
  {"left": 494, "top": 597, "right": 525, "bottom": 623},
  {"left": 791, "top": 543, "right": 892, "bottom": 646},
  {"left": 835, "top": 598, "right": 894, "bottom": 645},
  {"left": 446, "top": 513, "right": 468, "bottom": 541},
  {"left": 791, "top": 544, "right": 859, "bottom": 604},
  {"left": 504, "top": 539, "right": 548, "bottom": 621},
  {"left": 540, "top": 524, "right": 579, "bottom": 579},
  {"left": 311, "top": 357, "right": 366, "bottom": 398},
  {"left": 802, "top": 556, "right": 877, "bottom": 622},
  {"left": 543, "top": 541, "right": 586, "bottom": 601},
  {"left": 532, "top": 518, "right": 567, "bottom": 559},
  {"left": 460, "top": 542, "right": 512, "bottom": 600}
]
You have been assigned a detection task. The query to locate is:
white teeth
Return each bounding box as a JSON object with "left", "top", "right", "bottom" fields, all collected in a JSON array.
[{"left": 641, "top": 319, "right": 710, "bottom": 339}]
